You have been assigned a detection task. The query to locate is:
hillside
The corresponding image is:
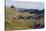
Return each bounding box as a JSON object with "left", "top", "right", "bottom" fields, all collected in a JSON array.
[{"left": 5, "top": 7, "right": 44, "bottom": 30}]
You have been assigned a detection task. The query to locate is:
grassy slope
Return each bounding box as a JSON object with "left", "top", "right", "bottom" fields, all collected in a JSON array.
[
  {"left": 6, "top": 7, "right": 36, "bottom": 30},
  {"left": 5, "top": 7, "right": 44, "bottom": 30}
]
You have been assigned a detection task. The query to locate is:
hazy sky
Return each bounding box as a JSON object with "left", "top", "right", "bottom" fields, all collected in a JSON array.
[{"left": 6, "top": 0, "right": 44, "bottom": 9}]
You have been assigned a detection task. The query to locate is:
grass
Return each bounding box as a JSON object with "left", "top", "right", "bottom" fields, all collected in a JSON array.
[
  {"left": 5, "top": 7, "right": 44, "bottom": 30},
  {"left": 5, "top": 7, "right": 35, "bottom": 30}
]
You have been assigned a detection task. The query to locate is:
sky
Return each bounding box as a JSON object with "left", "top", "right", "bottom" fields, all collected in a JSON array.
[{"left": 6, "top": 0, "right": 44, "bottom": 10}]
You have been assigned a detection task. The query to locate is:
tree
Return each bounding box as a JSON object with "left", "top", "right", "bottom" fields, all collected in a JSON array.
[{"left": 10, "top": 5, "right": 15, "bottom": 8}]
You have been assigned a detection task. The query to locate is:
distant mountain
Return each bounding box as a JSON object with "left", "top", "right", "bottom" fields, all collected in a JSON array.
[
  {"left": 16, "top": 8, "right": 26, "bottom": 12},
  {"left": 16, "top": 8, "right": 44, "bottom": 15}
]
